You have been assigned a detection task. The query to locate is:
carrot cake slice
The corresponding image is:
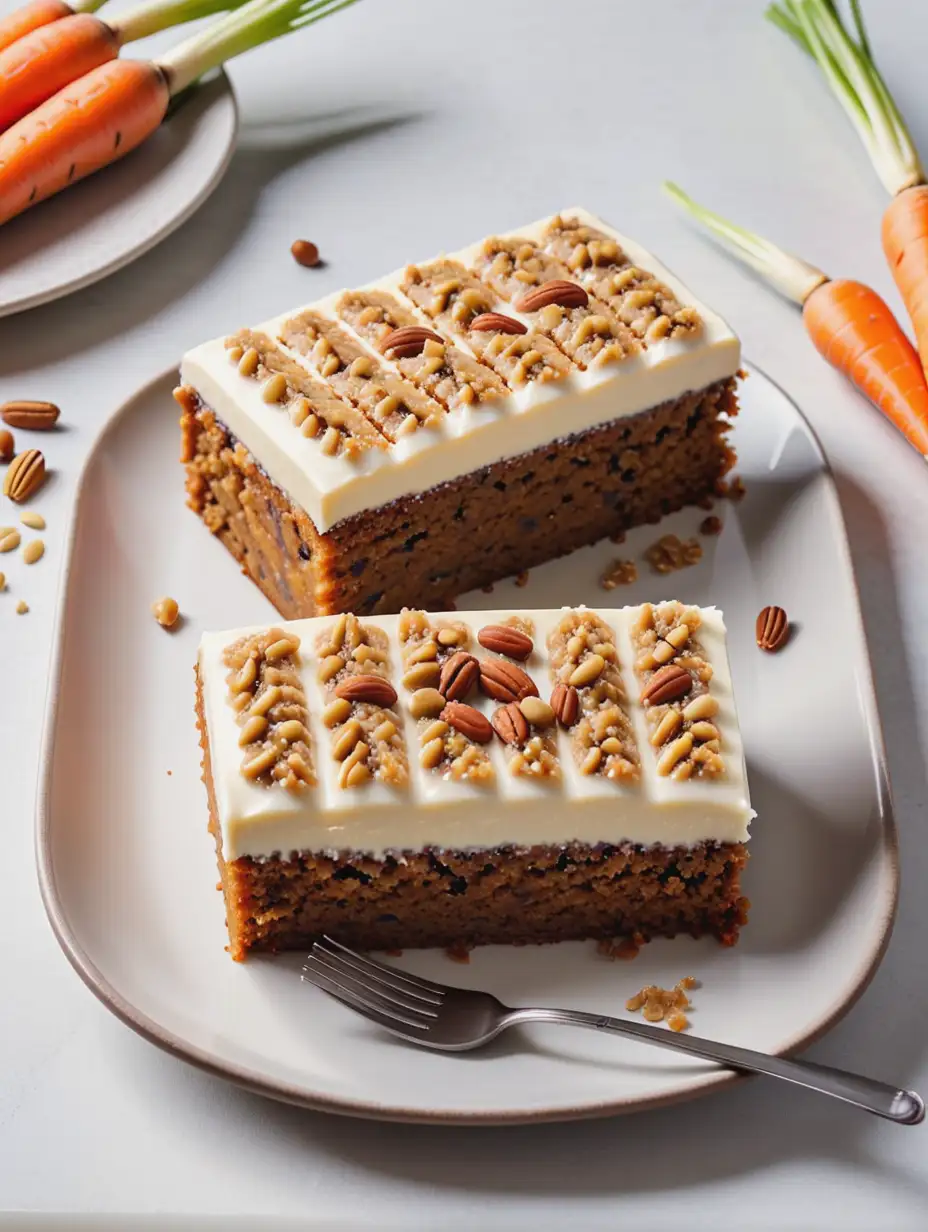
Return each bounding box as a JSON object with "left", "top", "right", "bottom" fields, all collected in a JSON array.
[
  {"left": 196, "top": 602, "right": 753, "bottom": 960},
  {"left": 177, "top": 208, "right": 741, "bottom": 617}
]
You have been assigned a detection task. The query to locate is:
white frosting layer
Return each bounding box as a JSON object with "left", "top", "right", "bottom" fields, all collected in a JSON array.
[
  {"left": 198, "top": 606, "right": 753, "bottom": 861},
  {"left": 180, "top": 209, "right": 740, "bottom": 532}
]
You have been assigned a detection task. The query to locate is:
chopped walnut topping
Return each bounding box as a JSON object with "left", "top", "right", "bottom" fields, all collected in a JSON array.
[
  {"left": 398, "top": 609, "right": 494, "bottom": 784},
  {"left": 547, "top": 610, "right": 639, "bottom": 782},
  {"left": 541, "top": 215, "right": 703, "bottom": 344},
  {"left": 278, "top": 311, "right": 444, "bottom": 439},
  {"left": 626, "top": 976, "right": 697, "bottom": 1030},
  {"left": 469, "top": 236, "right": 639, "bottom": 369},
  {"left": 631, "top": 602, "right": 723, "bottom": 780},
  {"left": 314, "top": 614, "right": 408, "bottom": 789},
  {"left": 599, "top": 558, "right": 638, "bottom": 590},
  {"left": 222, "top": 628, "right": 315, "bottom": 791},
  {"left": 224, "top": 330, "right": 385, "bottom": 459},
  {"left": 335, "top": 290, "right": 505, "bottom": 411},
  {"left": 644, "top": 533, "right": 702, "bottom": 574},
  {"left": 700, "top": 515, "right": 723, "bottom": 536},
  {"left": 400, "top": 259, "right": 574, "bottom": 389}
]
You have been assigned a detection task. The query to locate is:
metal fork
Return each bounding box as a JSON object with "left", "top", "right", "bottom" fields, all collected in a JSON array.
[{"left": 302, "top": 937, "right": 924, "bottom": 1125}]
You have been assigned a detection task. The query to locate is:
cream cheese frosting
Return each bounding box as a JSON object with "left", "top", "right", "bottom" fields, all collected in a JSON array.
[
  {"left": 198, "top": 605, "right": 753, "bottom": 861},
  {"left": 180, "top": 208, "right": 740, "bottom": 533}
]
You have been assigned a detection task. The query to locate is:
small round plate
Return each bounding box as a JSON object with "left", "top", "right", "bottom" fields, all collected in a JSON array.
[
  {"left": 37, "top": 361, "right": 897, "bottom": 1124},
  {"left": 0, "top": 71, "right": 237, "bottom": 319}
]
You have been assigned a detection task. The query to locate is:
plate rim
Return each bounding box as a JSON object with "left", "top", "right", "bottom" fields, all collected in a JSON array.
[
  {"left": 0, "top": 72, "right": 238, "bottom": 321},
  {"left": 34, "top": 361, "right": 900, "bottom": 1125}
]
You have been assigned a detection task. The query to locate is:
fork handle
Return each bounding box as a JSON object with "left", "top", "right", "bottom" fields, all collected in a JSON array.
[{"left": 504, "top": 1008, "right": 924, "bottom": 1125}]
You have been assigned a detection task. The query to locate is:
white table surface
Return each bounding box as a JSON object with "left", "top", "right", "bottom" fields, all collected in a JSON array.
[{"left": 2, "top": 0, "right": 927, "bottom": 1227}]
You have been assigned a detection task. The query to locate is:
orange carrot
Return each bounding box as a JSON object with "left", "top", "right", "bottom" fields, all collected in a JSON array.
[
  {"left": 803, "top": 279, "right": 928, "bottom": 455},
  {"left": 665, "top": 183, "right": 928, "bottom": 459},
  {"left": 0, "top": 1, "right": 252, "bottom": 137},
  {"left": 882, "top": 185, "right": 928, "bottom": 378},
  {"left": 0, "top": 14, "right": 118, "bottom": 134},
  {"left": 0, "top": 0, "right": 357, "bottom": 226},
  {"left": 768, "top": 3, "right": 928, "bottom": 380},
  {"left": 0, "top": 0, "right": 76, "bottom": 55}
]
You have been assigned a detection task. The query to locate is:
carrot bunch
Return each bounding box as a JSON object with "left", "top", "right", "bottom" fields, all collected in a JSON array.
[
  {"left": 0, "top": 0, "right": 356, "bottom": 225},
  {"left": 766, "top": 1, "right": 928, "bottom": 382},
  {"left": 664, "top": 1, "right": 928, "bottom": 462},
  {"left": 0, "top": 0, "right": 104, "bottom": 55}
]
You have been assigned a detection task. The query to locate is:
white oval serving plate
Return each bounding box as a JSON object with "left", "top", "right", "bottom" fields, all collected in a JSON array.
[
  {"left": 0, "top": 72, "right": 237, "bottom": 319},
  {"left": 37, "top": 361, "right": 897, "bottom": 1124}
]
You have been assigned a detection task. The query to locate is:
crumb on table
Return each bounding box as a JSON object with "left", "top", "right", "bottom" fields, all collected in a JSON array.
[
  {"left": 599, "top": 558, "right": 638, "bottom": 590},
  {"left": 643, "top": 534, "right": 702, "bottom": 575}
]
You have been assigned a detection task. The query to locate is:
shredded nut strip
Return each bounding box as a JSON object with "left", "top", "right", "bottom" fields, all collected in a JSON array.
[
  {"left": 469, "top": 237, "right": 640, "bottom": 369},
  {"left": 335, "top": 290, "right": 506, "bottom": 412},
  {"left": 398, "top": 609, "right": 494, "bottom": 784},
  {"left": 315, "top": 614, "right": 408, "bottom": 790},
  {"left": 223, "top": 628, "right": 315, "bottom": 791},
  {"left": 224, "top": 330, "right": 386, "bottom": 459},
  {"left": 540, "top": 216, "right": 702, "bottom": 344},
  {"left": 547, "top": 610, "right": 639, "bottom": 782},
  {"left": 278, "top": 311, "right": 445, "bottom": 440},
  {"left": 632, "top": 602, "right": 724, "bottom": 780},
  {"left": 400, "top": 259, "right": 574, "bottom": 389}
]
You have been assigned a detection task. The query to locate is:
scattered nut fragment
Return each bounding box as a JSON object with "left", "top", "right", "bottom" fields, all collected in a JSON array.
[
  {"left": 291, "top": 239, "right": 321, "bottom": 267},
  {"left": 477, "top": 624, "right": 533, "bottom": 660},
  {"left": 599, "top": 558, "right": 638, "bottom": 590},
  {"left": 644, "top": 533, "right": 702, "bottom": 575},
  {"left": 0, "top": 526, "right": 21, "bottom": 552},
  {"left": 626, "top": 977, "right": 697, "bottom": 1031},
  {"left": 1, "top": 400, "right": 59, "bottom": 430},
  {"left": 20, "top": 510, "right": 45, "bottom": 530},
  {"left": 22, "top": 538, "right": 43, "bottom": 564},
  {"left": 16, "top": 599, "right": 27, "bottom": 614},
  {"left": 756, "top": 605, "right": 789, "bottom": 652},
  {"left": 699, "top": 515, "right": 723, "bottom": 536},
  {"left": 491, "top": 701, "right": 529, "bottom": 746},
  {"left": 519, "top": 696, "right": 555, "bottom": 727},
  {"left": 151, "top": 596, "right": 179, "bottom": 628},
  {"left": 3, "top": 448, "right": 45, "bottom": 502},
  {"left": 514, "top": 570, "right": 529, "bottom": 588},
  {"left": 440, "top": 701, "right": 494, "bottom": 744},
  {"left": 728, "top": 476, "right": 747, "bottom": 501},
  {"left": 408, "top": 687, "right": 446, "bottom": 719},
  {"left": 0, "top": 571, "right": 5, "bottom": 589},
  {"left": 550, "top": 682, "right": 580, "bottom": 727},
  {"left": 0, "top": 429, "right": 13, "bottom": 462}
]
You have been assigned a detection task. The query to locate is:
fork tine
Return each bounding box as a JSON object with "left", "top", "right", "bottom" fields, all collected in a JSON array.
[
  {"left": 319, "top": 935, "right": 449, "bottom": 996},
  {"left": 313, "top": 939, "right": 443, "bottom": 1005},
  {"left": 307, "top": 951, "right": 440, "bottom": 1019},
  {"left": 301, "top": 965, "right": 431, "bottom": 1039},
  {"left": 303, "top": 956, "right": 436, "bottom": 1029}
]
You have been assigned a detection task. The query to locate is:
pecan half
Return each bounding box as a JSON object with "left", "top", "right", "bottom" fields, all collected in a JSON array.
[
  {"left": 756, "top": 605, "right": 789, "bottom": 652},
  {"left": 641, "top": 664, "right": 692, "bottom": 706},
  {"left": 513, "top": 279, "right": 589, "bottom": 313},
  {"left": 550, "top": 682, "right": 580, "bottom": 727},
  {"left": 478, "top": 658, "right": 539, "bottom": 704},
  {"left": 491, "top": 702, "right": 529, "bottom": 746},
  {"left": 468, "top": 312, "right": 527, "bottom": 336},
  {"left": 3, "top": 448, "right": 45, "bottom": 502},
  {"left": 441, "top": 701, "right": 494, "bottom": 744},
  {"left": 438, "top": 650, "right": 480, "bottom": 701},
  {"left": 1, "top": 400, "right": 59, "bottom": 430},
  {"left": 335, "top": 674, "right": 398, "bottom": 707},
  {"left": 477, "top": 624, "right": 533, "bottom": 660},
  {"left": 379, "top": 326, "right": 445, "bottom": 359}
]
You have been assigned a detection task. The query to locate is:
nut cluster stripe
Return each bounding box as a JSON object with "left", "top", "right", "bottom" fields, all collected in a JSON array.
[
  {"left": 222, "top": 628, "right": 315, "bottom": 790},
  {"left": 315, "top": 614, "right": 408, "bottom": 790},
  {"left": 631, "top": 602, "right": 723, "bottom": 779}
]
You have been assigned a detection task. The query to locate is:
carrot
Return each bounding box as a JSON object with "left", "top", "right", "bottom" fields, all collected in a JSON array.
[
  {"left": 0, "top": 0, "right": 250, "bottom": 136},
  {"left": 767, "top": 2, "right": 928, "bottom": 377},
  {"left": 665, "top": 183, "right": 928, "bottom": 459},
  {"left": 0, "top": 0, "right": 357, "bottom": 226},
  {"left": 0, "top": 0, "right": 88, "bottom": 55}
]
